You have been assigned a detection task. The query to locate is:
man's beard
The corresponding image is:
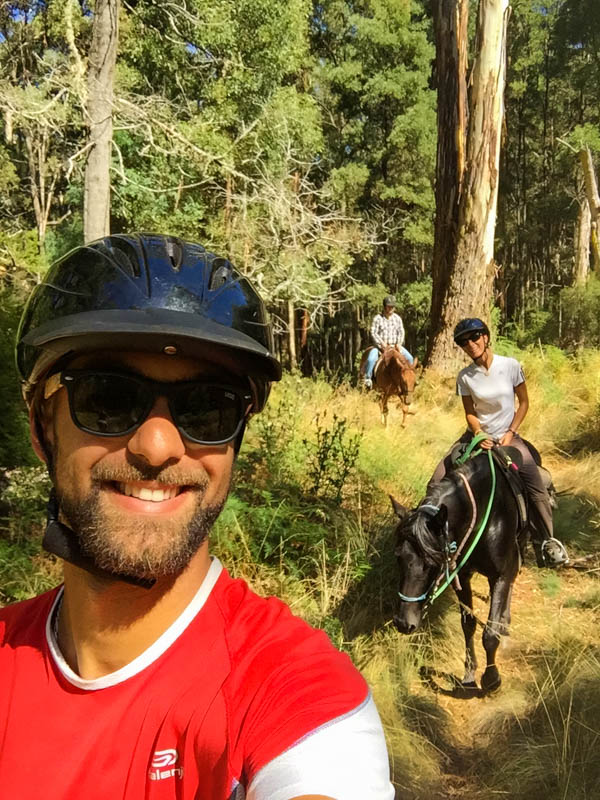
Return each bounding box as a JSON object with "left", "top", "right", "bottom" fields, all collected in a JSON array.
[{"left": 54, "top": 460, "right": 228, "bottom": 581}]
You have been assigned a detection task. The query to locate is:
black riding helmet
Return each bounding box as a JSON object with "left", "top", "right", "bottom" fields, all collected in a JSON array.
[
  {"left": 453, "top": 317, "right": 490, "bottom": 344},
  {"left": 17, "top": 233, "right": 281, "bottom": 411},
  {"left": 16, "top": 233, "right": 281, "bottom": 587}
]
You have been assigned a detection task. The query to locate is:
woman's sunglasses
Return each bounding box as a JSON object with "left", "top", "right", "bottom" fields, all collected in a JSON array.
[
  {"left": 44, "top": 369, "right": 252, "bottom": 445},
  {"left": 456, "top": 332, "right": 483, "bottom": 347}
]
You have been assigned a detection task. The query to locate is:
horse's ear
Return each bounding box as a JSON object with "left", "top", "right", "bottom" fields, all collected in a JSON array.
[
  {"left": 390, "top": 495, "right": 409, "bottom": 521},
  {"left": 413, "top": 357, "right": 419, "bottom": 368}
]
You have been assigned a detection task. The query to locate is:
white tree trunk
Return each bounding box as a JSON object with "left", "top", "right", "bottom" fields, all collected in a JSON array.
[
  {"left": 287, "top": 299, "right": 297, "bottom": 370},
  {"left": 574, "top": 198, "right": 591, "bottom": 285},
  {"left": 579, "top": 147, "right": 600, "bottom": 273},
  {"left": 84, "top": 0, "right": 119, "bottom": 243}
]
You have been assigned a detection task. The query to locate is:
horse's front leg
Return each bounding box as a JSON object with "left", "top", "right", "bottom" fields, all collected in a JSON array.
[
  {"left": 481, "top": 576, "right": 513, "bottom": 694},
  {"left": 380, "top": 391, "right": 389, "bottom": 426},
  {"left": 454, "top": 576, "right": 478, "bottom": 687},
  {"left": 397, "top": 392, "right": 408, "bottom": 427}
]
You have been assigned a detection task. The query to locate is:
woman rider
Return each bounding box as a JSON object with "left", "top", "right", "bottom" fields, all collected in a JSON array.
[{"left": 428, "top": 317, "right": 568, "bottom": 567}]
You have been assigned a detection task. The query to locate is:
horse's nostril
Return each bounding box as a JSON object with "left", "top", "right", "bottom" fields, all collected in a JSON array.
[{"left": 393, "top": 616, "right": 418, "bottom": 635}]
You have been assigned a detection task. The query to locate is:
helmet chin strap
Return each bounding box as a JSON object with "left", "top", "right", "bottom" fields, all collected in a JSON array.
[{"left": 43, "top": 490, "right": 156, "bottom": 589}]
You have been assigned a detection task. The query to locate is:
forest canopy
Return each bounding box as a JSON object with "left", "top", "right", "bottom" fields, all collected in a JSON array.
[{"left": 0, "top": 0, "right": 599, "bottom": 374}]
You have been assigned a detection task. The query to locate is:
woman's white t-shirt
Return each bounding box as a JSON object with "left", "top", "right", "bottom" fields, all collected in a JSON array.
[{"left": 456, "top": 354, "right": 525, "bottom": 438}]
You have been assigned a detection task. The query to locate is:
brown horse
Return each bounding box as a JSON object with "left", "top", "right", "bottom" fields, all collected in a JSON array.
[{"left": 360, "top": 346, "right": 418, "bottom": 426}]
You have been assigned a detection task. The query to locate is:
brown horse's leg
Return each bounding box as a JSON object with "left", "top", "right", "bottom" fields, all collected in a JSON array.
[
  {"left": 481, "top": 575, "right": 514, "bottom": 693},
  {"left": 455, "top": 577, "right": 478, "bottom": 686},
  {"left": 399, "top": 396, "right": 408, "bottom": 427},
  {"left": 380, "top": 391, "right": 389, "bottom": 426}
]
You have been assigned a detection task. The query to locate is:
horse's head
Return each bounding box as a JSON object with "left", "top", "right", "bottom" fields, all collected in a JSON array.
[
  {"left": 390, "top": 495, "right": 447, "bottom": 634},
  {"left": 401, "top": 356, "right": 418, "bottom": 405}
]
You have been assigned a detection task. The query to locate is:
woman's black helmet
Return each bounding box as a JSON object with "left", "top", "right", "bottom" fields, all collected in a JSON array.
[
  {"left": 453, "top": 317, "right": 490, "bottom": 344},
  {"left": 16, "top": 233, "right": 281, "bottom": 411}
]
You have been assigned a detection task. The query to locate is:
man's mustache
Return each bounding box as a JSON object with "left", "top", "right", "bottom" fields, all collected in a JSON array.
[{"left": 91, "top": 462, "right": 209, "bottom": 489}]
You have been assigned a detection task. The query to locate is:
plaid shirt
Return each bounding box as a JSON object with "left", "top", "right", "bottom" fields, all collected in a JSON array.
[{"left": 370, "top": 312, "right": 405, "bottom": 349}]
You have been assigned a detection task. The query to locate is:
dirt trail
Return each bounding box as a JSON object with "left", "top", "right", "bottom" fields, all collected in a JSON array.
[{"left": 421, "top": 554, "right": 600, "bottom": 798}]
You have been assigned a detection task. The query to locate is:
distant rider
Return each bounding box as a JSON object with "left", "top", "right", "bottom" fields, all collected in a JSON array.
[
  {"left": 363, "top": 296, "right": 413, "bottom": 389},
  {"left": 428, "top": 317, "right": 569, "bottom": 567}
]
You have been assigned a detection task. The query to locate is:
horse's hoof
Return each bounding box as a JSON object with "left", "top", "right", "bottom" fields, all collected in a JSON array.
[{"left": 481, "top": 666, "right": 501, "bottom": 694}]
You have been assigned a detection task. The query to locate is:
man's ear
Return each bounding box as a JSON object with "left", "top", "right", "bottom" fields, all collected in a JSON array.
[{"left": 29, "top": 405, "right": 50, "bottom": 465}]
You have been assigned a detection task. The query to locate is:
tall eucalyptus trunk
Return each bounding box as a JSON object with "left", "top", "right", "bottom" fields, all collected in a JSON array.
[
  {"left": 427, "top": 0, "right": 510, "bottom": 371},
  {"left": 84, "top": 0, "right": 119, "bottom": 243}
]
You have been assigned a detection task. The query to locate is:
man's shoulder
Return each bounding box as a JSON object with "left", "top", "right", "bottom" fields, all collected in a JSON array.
[
  {"left": 212, "top": 569, "right": 366, "bottom": 696},
  {"left": 211, "top": 570, "right": 368, "bottom": 782},
  {"left": 214, "top": 570, "right": 349, "bottom": 662}
]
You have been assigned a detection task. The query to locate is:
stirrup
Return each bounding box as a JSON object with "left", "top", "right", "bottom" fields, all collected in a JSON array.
[{"left": 542, "top": 537, "right": 569, "bottom": 567}]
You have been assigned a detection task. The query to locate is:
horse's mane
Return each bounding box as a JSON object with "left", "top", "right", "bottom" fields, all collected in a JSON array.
[
  {"left": 403, "top": 459, "right": 480, "bottom": 566},
  {"left": 406, "top": 514, "right": 445, "bottom": 566}
]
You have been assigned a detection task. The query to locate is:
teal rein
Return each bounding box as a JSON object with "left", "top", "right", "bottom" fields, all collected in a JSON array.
[{"left": 398, "top": 433, "right": 497, "bottom": 606}]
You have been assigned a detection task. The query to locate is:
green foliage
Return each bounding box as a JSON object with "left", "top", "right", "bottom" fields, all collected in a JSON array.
[
  {"left": 536, "top": 571, "right": 562, "bottom": 599},
  {"left": 498, "top": 0, "right": 600, "bottom": 329},
  {"left": 560, "top": 277, "right": 600, "bottom": 349},
  {"left": 0, "top": 287, "right": 38, "bottom": 468},
  {"left": 213, "top": 486, "right": 368, "bottom": 580},
  {"left": 311, "top": 0, "right": 436, "bottom": 286},
  {"left": 303, "top": 411, "right": 361, "bottom": 501},
  {"left": 569, "top": 124, "right": 600, "bottom": 154},
  {"left": 243, "top": 380, "right": 302, "bottom": 484},
  {"left": 0, "top": 465, "right": 53, "bottom": 603},
  {"left": 221, "top": 376, "right": 369, "bottom": 579},
  {"left": 1, "top": 466, "right": 50, "bottom": 537},
  {"left": 396, "top": 278, "right": 431, "bottom": 357}
]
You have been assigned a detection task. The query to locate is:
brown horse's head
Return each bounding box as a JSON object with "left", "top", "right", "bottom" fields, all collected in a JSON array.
[{"left": 380, "top": 348, "right": 418, "bottom": 404}]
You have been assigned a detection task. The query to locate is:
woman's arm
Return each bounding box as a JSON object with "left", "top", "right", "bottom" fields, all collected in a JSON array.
[
  {"left": 498, "top": 381, "right": 529, "bottom": 446},
  {"left": 461, "top": 395, "right": 493, "bottom": 449}
]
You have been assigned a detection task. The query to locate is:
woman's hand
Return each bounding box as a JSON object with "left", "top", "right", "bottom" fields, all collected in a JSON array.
[
  {"left": 498, "top": 430, "right": 514, "bottom": 447},
  {"left": 479, "top": 434, "right": 494, "bottom": 450}
]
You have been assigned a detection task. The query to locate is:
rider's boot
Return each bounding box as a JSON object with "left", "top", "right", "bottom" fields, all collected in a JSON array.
[
  {"left": 530, "top": 500, "right": 569, "bottom": 567},
  {"left": 541, "top": 537, "right": 569, "bottom": 567}
]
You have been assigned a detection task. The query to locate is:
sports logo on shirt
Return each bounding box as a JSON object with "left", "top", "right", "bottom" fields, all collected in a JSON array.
[{"left": 148, "top": 749, "right": 184, "bottom": 781}]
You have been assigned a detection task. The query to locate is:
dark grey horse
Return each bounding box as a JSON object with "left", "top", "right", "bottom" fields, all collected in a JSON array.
[{"left": 391, "top": 452, "right": 525, "bottom": 694}]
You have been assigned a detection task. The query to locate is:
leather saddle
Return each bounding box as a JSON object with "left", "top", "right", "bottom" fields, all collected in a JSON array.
[{"left": 450, "top": 440, "right": 554, "bottom": 533}]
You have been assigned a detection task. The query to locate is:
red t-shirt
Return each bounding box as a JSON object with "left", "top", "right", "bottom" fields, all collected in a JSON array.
[{"left": 0, "top": 561, "right": 367, "bottom": 799}]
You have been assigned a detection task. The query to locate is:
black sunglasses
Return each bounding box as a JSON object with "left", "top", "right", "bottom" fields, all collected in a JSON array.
[
  {"left": 456, "top": 331, "right": 483, "bottom": 346},
  {"left": 45, "top": 370, "right": 252, "bottom": 445}
]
